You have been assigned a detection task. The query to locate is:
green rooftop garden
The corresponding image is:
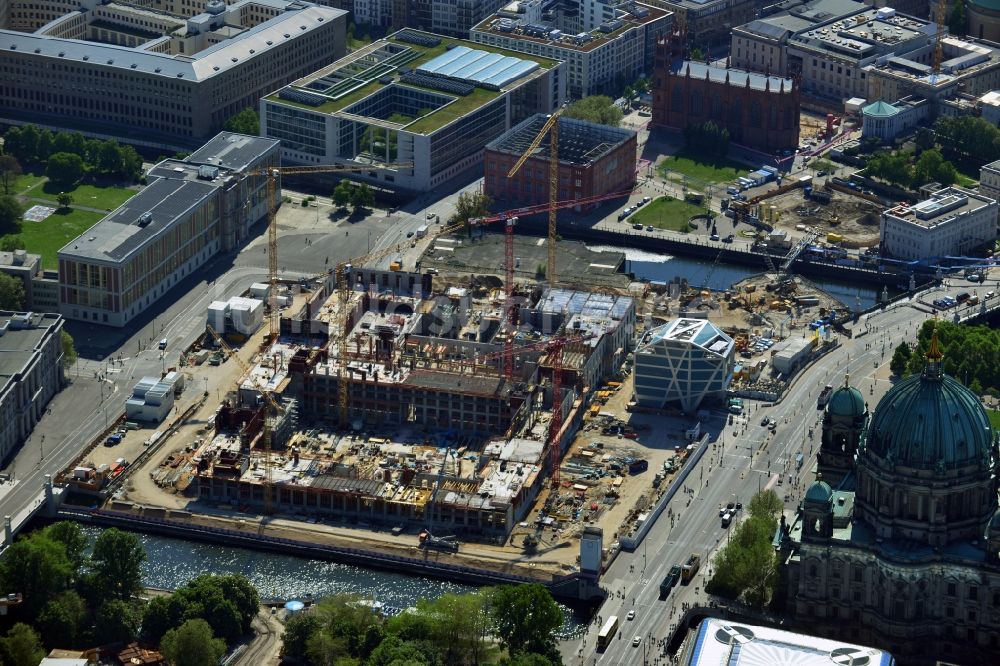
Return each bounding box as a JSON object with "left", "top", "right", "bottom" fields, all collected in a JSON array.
[{"left": 265, "top": 31, "right": 555, "bottom": 135}]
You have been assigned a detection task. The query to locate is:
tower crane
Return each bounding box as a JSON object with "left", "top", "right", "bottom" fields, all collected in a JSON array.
[
  {"left": 933, "top": 0, "right": 948, "bottom": 75},
  {"left": 506, "top": 108, "right": 563, "bottom": 287},
  {"left": 255, "top": 163, "right": 412, "bottom": 341},
  {"left": 206, "top": 324, "right": 285, "bottom": 514}
]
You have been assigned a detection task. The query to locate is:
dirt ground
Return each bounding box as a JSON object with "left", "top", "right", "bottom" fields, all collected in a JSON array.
[
  {"left": 762, "top": 185, "right": 882, "bottom": 248},
  {"left": 799, "top": 111, "right": 831, "bottom": 143}
]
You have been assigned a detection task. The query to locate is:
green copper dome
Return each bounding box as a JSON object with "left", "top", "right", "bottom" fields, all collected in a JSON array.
[
  {"left": 828, "top": 384, "right": 866, "bottom": 418},
  {"left": 804, "top": 477, "right": 833, "bottom": 505},
  {"left": 865, "top": 355, "right": 994, "bottom": 472}
]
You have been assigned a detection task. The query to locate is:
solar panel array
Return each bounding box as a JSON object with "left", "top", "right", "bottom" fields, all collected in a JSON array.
[
  {"left": 418, "top": 46, "right": 540, "bottom": 88},
  {"left": 279, "top": 88, "right": 326, "bottom": 107},
  {"left": 395, "top": 30, "right": 441, "bottom": 48},
  {"left": 400, "top": 72, "right": 473, "bottom": 96}
]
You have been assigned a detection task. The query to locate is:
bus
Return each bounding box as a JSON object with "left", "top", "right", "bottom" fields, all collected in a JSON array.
[{"left": 597, "top": 615, "right": 619, "bottom": 651}]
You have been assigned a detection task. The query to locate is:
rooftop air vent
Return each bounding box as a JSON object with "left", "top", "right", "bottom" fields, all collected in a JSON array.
[
  {"left": 107, "top": 59, "right": 113, "bottom": 64},
  {"left": 131, "top": 63, "right": 137, "bottom": 68},
  {"left": 155, "top": 67, "right": 161, "bottom": 72},
  {"left": 58, "top": 51, "right": 64, "bottom": 57},
  {"left": 82, "top": 55, "right": 89, "bottom": 60},
  {"left": 266, "top": 40, "right": 273, "bottom": 45},
  {"left": 231, "top": 57, "right": 238, "bottom": 62}
]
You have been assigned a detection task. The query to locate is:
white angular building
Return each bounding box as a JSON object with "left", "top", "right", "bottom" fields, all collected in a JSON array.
[
  {"left": 879, "top": 186, "right": 998, "bottom": 260},
  {"left": 633, "top": 318, "right": 734, "bottom": 413}
]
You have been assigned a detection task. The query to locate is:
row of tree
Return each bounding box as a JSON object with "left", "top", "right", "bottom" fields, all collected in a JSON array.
[
  {"left": 933, "top": 116, "right": 1000, "bottom": 166},
  {"left": 282, "top": 584, "right": 563, "bottom": 666},
  {"left": 332, "top": 181, "right": 375, "bottom": 213},
  {"left": 563, "top": 96, "right": 623, "bottom": 128},
  {"left": 890, "top": 320, "right": 1000, "bottom": 395},
  {"left": 864, "top": 148, "right": 957, "bottom": 189},
  {"left": 705, "top": 490, "right": 783, "bottom": 609},
  {"left": 2, "top": 126, "right": 142, "bottom": 185}
]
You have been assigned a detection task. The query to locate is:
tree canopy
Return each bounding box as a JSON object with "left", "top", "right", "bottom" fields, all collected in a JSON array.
[
  {"left": 160, "top": 619, "right": 227, "bottom": 666},
  {"left": 705, "top": 490, "right": 782, "bottom": 609},
  {"left": 4, "top": 126, "right": 142, "bottom": 183},
  {"left": 89, "top": 528, "right": 145, "bottom": 603},
  {"left": 61, "top": 330, "right": 78, "bottom": 368},
  {"left": 0, "top": 195, "right": 23, "bottom": 236},
  {"left": 0, "top": 271, "right": 24, "bottom": 312},
  {"left": 898, "top": 320, "right": 1000, "bottom": 395},
  {"left": 141, "top": 573, "right": 259, "bottom": 645},
  {"left": 450, "top": 191, "right": 492, "bottom": 230},
  {"left": 223, "top": 107, "right": 260, "bottom": 136},
  {"left": 865, "top": 148, "right": 956, "bottom": 189},
  {"left": 934, "top": 116, "right": 1000, "bottom": 165},
  {"left": 683, "top": 121, "right": 730, "bottom": 157},
  {"left": 563, "top": 96, "right": 623, "bottom": 127},
  {"left": 0, "top": 155, "right": 22, "bottom": 196},
  {"left": 45, "top": 152, "right": 85, "bottom": 188}
]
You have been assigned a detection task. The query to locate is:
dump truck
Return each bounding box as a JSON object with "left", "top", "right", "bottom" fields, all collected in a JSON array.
[{"left": 681, "top": 553, "right": 701, "bottom": 584}]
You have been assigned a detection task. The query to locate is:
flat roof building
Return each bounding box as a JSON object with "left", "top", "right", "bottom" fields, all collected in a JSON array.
[
  {"left": 980, "top": 158, "right": 1000, "bottom": 203},
  {"left": 470, "top": 1, "right": 672, "bottom": 99},
  {"left": 0, "top": 311, "right": 65, "bottom": 464},
  {"left": 261, "top": 29, "right": 564, "bottom": 192},
  {"left": 880, "top": 186, "right": 998, "bottom": 260},
  {"left": 484, "top": 114, "right": 637, "bottom": 208},
  {"left": 58, "top": 132, "right": 280, "bottom": 327},
  {"left": 643, "top": 0, "right": 761, "bottom": 44},
  {"left": 0, "top": 0, "right": 347, "bottom": 148}
]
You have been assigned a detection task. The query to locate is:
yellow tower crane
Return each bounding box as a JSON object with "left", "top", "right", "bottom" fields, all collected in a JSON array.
[
  {"left": 933, "top": 0, "right": 948, "bottom": 74},
  {"left": 506, "top": 109, "right": 563, "bottom": 287}
]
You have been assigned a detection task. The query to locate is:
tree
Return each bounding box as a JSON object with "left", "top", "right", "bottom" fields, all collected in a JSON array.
[
  {"left": 281, "top": 613, "right": 322, "bottom": 662},
  {"left": 0, "top": 532, "right": 73, "bottom": 618},
  {"left": 223, "top": 107, "right": 260, "bottom": 135},
  {"left": 45, "top": 521, "right": 87, "bottom": 575},
  {"left": 705, "top": 491, "right": 780, "bottom": 608},
  {"left": 0, "top": 195, "right": 22, "bottom": 235},
  {"left": 140, "top": 574, "right": 258, "bottom": 646},
  {"left": 0, "top": 155, "right": 22, "bottom": 195},
  {"left": 45, "top": 151, "right": 85, "bottom": 187},
  {"left": 622, "top": 85, "right": 635, "bottom": 110},
  {"left": 350, "top": 182, "right": 375, "bottom": 211},
  {"left": 499, "top": 654, "right": 555, "bottom": 666},
  {"left": 333, "top": 181, "right": 352, "bottom": 209},
  {"left": 0, "top": 236, "right": 24, "bottom": 252},
  {"left": 367, "top": 635, "right": 434, "bottom": 666},
  {"left": 56, "top": 192, "right": 74, "bottom": 209},
  {"left": 564, "top": 96, "right": 623, "bottom": 127},
  {"left": 94, "top": 599, "right": 142, "bottom": 645},
  {"left": 89, "top": 528, "right": 146, "bottom": 602},
  {"left": 37, "top": 590, "right": 86, "bottom": 647},
  {"left": 4, "top": 125, "right": 40, "bottom": 163},
  {"left": 0, "top": 272, "right": 25, "bottom": 311},
  {"left": 0, "top": 623, "right": 44, "bottom": 666},
  {"left": 450, "top": 191, "right": 492, "bottom": 229},
  {"left": 890, "top": 341, "right": 911, "bottom": 376},
  {"left": 747, "top": 489, "right": 782, "bottom": 521},
  {"left": 683, "top": 121, "right": 730, "bottom": 157},
  {"left": 948, "top": 0, "right": 967, "bottom": 36},
  {"left": 913, "top": 127, "right": 936, "bottom": 153},
  {"left": 489, "top": 584, "right": 562, "bottom": 657},
  {"left": 61, "top": 330, "right": 78, "bottom": 369},
  {"left": 96, "top": 140, "right": 123, "bottom": 176},
  {"left": 690, "top": 47, "right": 705, "bottom": 61},
  {"left": 159, "top": 619, "right": 226, "bottom": 666},
  {"left": 119, "top": 145, "right": 143, "bottom": 183}
]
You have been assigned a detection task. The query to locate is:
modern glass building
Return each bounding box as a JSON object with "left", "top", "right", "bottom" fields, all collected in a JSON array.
[
  {"left": 261, "top": 29, "right": 564, "bottom": 192},
  {"left": 633, "top": 318, "right": 734, "bottom": 413}
]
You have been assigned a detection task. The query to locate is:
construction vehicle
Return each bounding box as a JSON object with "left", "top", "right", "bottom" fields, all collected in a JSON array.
[
  {"left": 681, "top": 553, "right": 701, "bottom": 584},
  {"left": 522, "top": 533, "right": 539, "bottom": 550}
]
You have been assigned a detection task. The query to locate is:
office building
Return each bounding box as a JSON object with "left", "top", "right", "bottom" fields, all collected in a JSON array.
[
  {"left": 0, "top": 0, "right": 347, "bottom": 148},
  {"left": 0, "top": 312, "right": 65, "bottom": 464},
  {"left": 644, "top": 0, "right": 762, "bottom": 44},
  {"left": 470, "top": 0, "right": 672, "bottom": 99},
  {"left": 879, "top": 186, "right": 997, "bottom": 260},
  {"left": 678, "top": 618, "right": 894, "bottom": 666},
  {"left": 58, "top": 132, "right": 280, "bottom": 327},
  {"left": 0, "top": 250, "right": 59, "bottom": 313},
  {"left": 979, "top": 158, "right": 1000, "bottom": 202},
  {"left": 651, "top": 56, "right": 800, "bottom": 153},
  {"left": 633, "top": 318, "right": 735, "bottom": 413},
  {"left": 483, "top": 115, "right": 637, "bottom": 207},
  {"left": 782, "top": 336, "right": 1000, "bottom": 664},
  {"left": 261, "top": 29, "right": 564, "bottom": 192},
  {"left": 408, "top": 0, "right": 508, "bottom": 37}
]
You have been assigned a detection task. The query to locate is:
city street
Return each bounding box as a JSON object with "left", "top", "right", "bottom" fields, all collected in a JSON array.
[{"left": 562, "top": 289, "right": 963, "bottom": 665}]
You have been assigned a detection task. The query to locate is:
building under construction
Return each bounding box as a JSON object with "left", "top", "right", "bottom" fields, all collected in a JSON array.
[
  {"left": 192, "top": 268, "right": 635, "bottom": 539},
  {"left": 483, "top": 114, "right": 637, "bottom": 208}
]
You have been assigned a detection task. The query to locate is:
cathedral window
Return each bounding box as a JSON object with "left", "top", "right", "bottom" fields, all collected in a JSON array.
[{"left": 671, "top": 84, "right": 683, "bottom": 112}]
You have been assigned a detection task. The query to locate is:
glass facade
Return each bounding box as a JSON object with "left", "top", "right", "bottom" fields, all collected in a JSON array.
[
  {"left": 265, "top": 103, "right": 327, "bottom": 156},
  {"left": 429, "top": 94, "right": 506, "bottom": 178}
]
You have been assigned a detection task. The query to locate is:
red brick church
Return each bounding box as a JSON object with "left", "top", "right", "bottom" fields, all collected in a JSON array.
[{"left": 651, "top": 40, "right": 800, "bottom": 154}]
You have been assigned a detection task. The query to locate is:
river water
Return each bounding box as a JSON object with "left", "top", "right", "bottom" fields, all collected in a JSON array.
[
  {"left": 77, "top": 526, "right": 589, "bottom": 637},
  {"left": 588, "top": 245, "right": 884, "bottom": 310}
]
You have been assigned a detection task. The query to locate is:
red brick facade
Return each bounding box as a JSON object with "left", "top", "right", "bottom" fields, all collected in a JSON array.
[
  {"left": 652, "top": 47, "right": 800, "bottom": 154},
  {"left": 483, "top": 119, "right": 637, "bottom": 208}
]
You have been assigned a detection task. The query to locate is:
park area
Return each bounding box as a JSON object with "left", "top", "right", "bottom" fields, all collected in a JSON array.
[
  {"left": 7, "top": 171, "right": 136, "bottom": 266},
  {"left": 629, "top": 196, "right": 707, "bottom": 232},
  {"left": 657, "top": 152, "right": 745, "bottom": 184}
]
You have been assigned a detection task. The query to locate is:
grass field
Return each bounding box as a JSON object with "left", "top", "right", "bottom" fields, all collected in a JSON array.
[
  {"left": 989, "top": 410, "right": 1000, "bottom": 431},
  {"left": 8, "top": 207, "right": 105, "bottom": 267},
  {"left": 630, "top": 196, "right": 707, "bottom": 232},
  {"left": 658, "top": 153, "right": 745, "bottom": 184},
  {"left": 10, "top": 172, "right": 46, "bottom": 195},
  {"left": 37, "top": 181, "right": 135, "bottom": 211}
]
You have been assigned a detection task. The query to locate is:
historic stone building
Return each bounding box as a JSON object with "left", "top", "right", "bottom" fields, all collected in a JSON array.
[
  {"left": 782, "top": 332, "right": 1000, "bottom": 665},
  {"left": 651, "top": 45, "right": 800, "bottom": 153}
]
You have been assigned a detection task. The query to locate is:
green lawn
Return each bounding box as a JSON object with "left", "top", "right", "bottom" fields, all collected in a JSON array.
[
  {"left": 630, "top": 196, "right": 707, "bottom": 232},
  {"left": 955, "top": 172, "right": 977, "bottom": 188},
  {"left": 989, "top": 410, "right": 1000, "bottom": 431},
  {"left": 10, "top": 207, "right": 105, "bottom": 268},
  {"left": 36, "top": 181, "right": 135, "bottom": 212},
  {"left": 10, "top": 172, "right": 46, "bottom": 195},
  {"left": 658, "top": 153, "right": 745, "bottom": 184}
]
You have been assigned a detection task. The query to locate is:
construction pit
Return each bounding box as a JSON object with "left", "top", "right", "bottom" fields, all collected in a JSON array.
[
  {"left": 755, "top": 181, "right": 883, "bottom": 249},
  {"left": 65, "top": 266, "right": 717, "bottom": 581}
]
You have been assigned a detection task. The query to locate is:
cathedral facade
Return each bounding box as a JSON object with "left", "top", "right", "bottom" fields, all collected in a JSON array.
[{"left": 782, "top": 336, "right": 1000, "bottom": 665}]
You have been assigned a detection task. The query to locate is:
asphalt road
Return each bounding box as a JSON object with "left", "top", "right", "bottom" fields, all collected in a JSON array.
[{"left": 563, "top": 286, "right": 971, "bottom": 665}]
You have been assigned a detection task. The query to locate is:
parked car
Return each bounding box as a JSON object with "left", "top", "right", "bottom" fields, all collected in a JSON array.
[
  {"left": 646, "top": 225, "right": 654, "bottom": 232},
  {"left": 710, "top": 233, "right": 720, "bottom": 241},
  {"left": 627, "top": 610, "right": 636, "bottom": 621}
]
